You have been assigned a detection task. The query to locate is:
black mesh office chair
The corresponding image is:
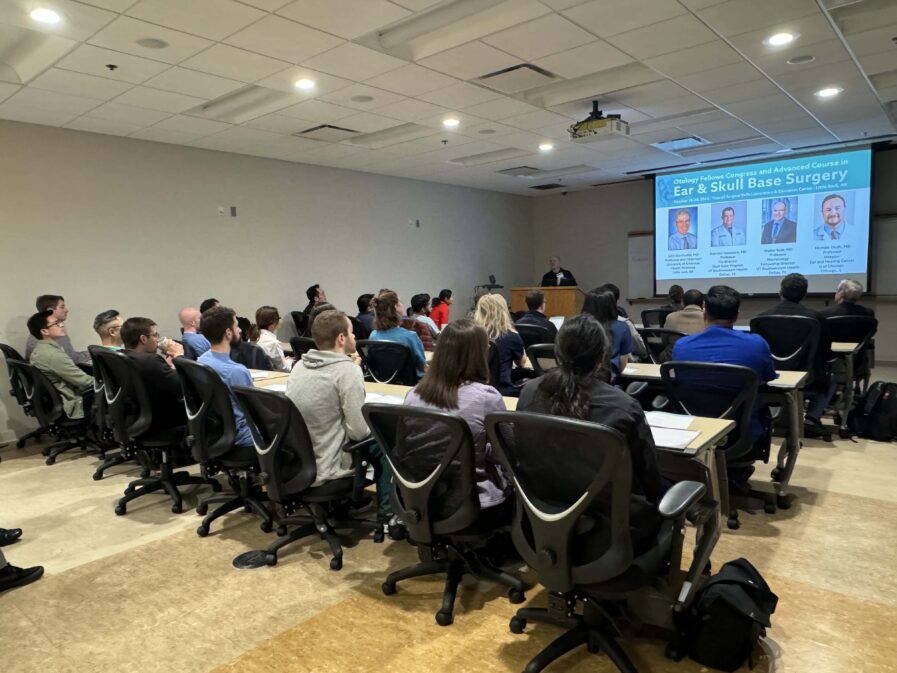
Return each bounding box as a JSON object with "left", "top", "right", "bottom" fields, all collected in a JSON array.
[
  {"left": 486, "top": 411, "right": 706, "bottom": 672},
  {"left": 488, "top": 342, "right": 538, "bottom": 396},
  {"left": 527, "top": 344, "right": 558, "bottom": 376},
  {"left": 749, "top": 315, "right": 820, "bottom": 380},
  {"left": 230, "top": 341, "right": 273, "bottom": 370},
  {"left": 174, "top": 358, "right": 273, "bottom": 536},
  {"left": 92, "top": 349, "right": 220, "bottom": 515},
  {"left": 290, "top": 311, "right": 309, "bottom": 338},
  {"left": 660, "top": 361, "right": 767, "bottom": 529},
  {"left": 289, "top": 336, "right": 317, "bottom": 361},
  {"left": 86, "top": 345, "right": 130, "bottom": 480},
  {"left": 641, "top": 308, "right": 673, "bottom": 329},
  {"left": 1, "top": 343, "right": 46, "bottom": 451},
  {"left": 356, "top": 340, "right": 417, "bottom": 385},
  {"left": 825, "top": 315, "right": 878, "bottom": 391},
  {"left": 349, "top": 316, "right": 370, "bottom": 340},
  {"left": 232, "top": 386, "right": 380, "bottom": 569},
  {"left": 638, "top": 328, "right": 685, "bottom": 364},
  {"left": 516, "top": 323, "right": 555, "bottom": 350},
  {"left": 364, "top": 404, "right": 529, "bottom": 626}
]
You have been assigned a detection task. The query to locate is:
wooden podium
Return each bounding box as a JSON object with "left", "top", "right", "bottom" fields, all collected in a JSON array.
[{"left": 510, "top": 286, "right": 587, "bottom": 318}]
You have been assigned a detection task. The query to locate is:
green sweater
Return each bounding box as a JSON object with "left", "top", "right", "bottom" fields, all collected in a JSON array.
[{"left": 30, "top": 340, "right": 93, "bottom": 419}]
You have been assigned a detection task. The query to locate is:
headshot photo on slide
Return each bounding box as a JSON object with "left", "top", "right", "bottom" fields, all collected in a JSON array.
[
  {"left": 668, "top": 206, "right": 698, "bottom": 250},
  {"left": 814, "top": 191, "right": 853, "bottom": 241},
  {"left": 760, "top": 196, "right": 798, "bottom": 245},
  {"left": 710, "top": 201, "right": 746, "bottom": 247}
]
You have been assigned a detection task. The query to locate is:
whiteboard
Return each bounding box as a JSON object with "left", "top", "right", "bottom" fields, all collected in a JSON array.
[
  {"left": 628, "top": 232, "right": 655, "bottom": 300},
  {"left": 872, "top": 217, "right": 897, "bottom": 296}
]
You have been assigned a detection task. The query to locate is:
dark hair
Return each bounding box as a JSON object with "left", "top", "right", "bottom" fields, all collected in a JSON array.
[
  {"left": 410, "top": 293, "right": 429, "bottom": 314},
  {"left": 357, "top": 293, "right": 374, "bottom": 314},
  {"left": 535, "top": 314, "right": 609, "bottom": 420},
  {"left": 121, "top": 317, "right": 156, "bottom": 350},
  {"left": 201, "top": 306, "right": 237, "bottom": 344},
  {"left": 821, "top": 193, "right": 845, "bottom": 209},
  {"left": 255, "top": 306, "right": 280, "bottom": 331},
  {"left": 431, "top": 289, "right": 452, "bottom": 308},
  {"left": 236, "top": 316, "right": 255, "bottom": 342},
  {"left": 595, "top": 283, "right": 620, "bottom": 301},
  {"left": 27, "top": 310, "right": 53, "bottom": 339},
  {"left": 414, "top": 319, "right": 489, "bottom": 409},
  {"left": 373, "top": 291, "right": 401, "bottom": 330},
  {"left": 668, "top": 284, "right": 684, "bottom": 304},
  {"left": 306, "top": 284, "right": 320, "bottom": 302},
  {"left": 525, "top": 290, "right": 545, "bottom": 311},
  {"left": 780, "top": 273, "right": 808, "bottom": 303},
  {"left": 308, "top": 302, "right": 336, "bottom": 335},
  {"left": 683, "top": 289, "right": 703, "bottom": 307},
  {"left": 581, "top": 291, "right": 617, "bottom": 332},
  {"left": 93, "top": 309, "right": 120, "bottom": 334},
  {"left": 35, "top": 295, "right": 63, "bottom": 312},
  {"left": 311, "top": 309, "right": 349, "bottom": 349},
  {"left": 199, "top": 298, "right": 219, "bottom": 314},
  {"left": 704, "top": 285, "right": 740, "bottom": 322}
]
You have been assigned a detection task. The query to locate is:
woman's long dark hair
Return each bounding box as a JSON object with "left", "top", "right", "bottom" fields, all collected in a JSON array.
[
  {"left": 536, "top": 314, "right": 610, "bottom": 420},
  {"left": 581, "top": 290, "right": 617, "bottom": 334},
  {"left": 414, "top": 319, "right": 489, "bottom": 409},
  {"left": 431, "top": 288, "right": 452, "bottom": 308}
]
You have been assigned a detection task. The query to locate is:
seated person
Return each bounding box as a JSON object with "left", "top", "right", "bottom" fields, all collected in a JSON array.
[
  {"left": 25, "top": 295, "right": 91, "bottom": 364},
  {"left": 582, "top": 290, "right": 632, "bottom": 376},
  {"left": 120, "top": 317, "right": 187, "bottom": 434},
  {"left": 410, "top": 293, "right": 440, "bottom": 337},
  {"left": 301, "top": 284, "right": 328, "bottom": 335},
  {"left": 355, "top": 293, "right": 375, "bottom": 334},
  {"left": 254, "top": 306, "right": 292, "bottom": 372},
  {"left": 664, "top": 289, "right": 705, "bottom": 335},
  {"left": 93, "top": 310, "right": 123, "bottom": 350},
  {"left": 515, "top": 290, "right": 558, "bottom": 340},
  {"left": 197, "top": 307, "right": 255, "bottom": 447},
  {"left": 473, "top": 294, "right": 526, "bottom": 397},
  {"left": 404, "top": 319, "right": 510, "bottom": 513},
  {"left": 199, "top": 298, "right": 219, "bottom": 314},
  {"left": 231, "top": 317, "right": 273, "bottom": 371},
  {"left": 672, "top": 285, "right": 777, "bottom": 487},
  {"left": 369, "top": 291, "right": 427, "bottom": 379},
  {"left": 178, "top": 307, "right": 211, "bottom": 358},
  {"left": 518, "top": 314, "right": 664, "bottom": 554},
  {"left": 429, "top": 289, "right": 453, "bottom": 330},
  {"left": 660, "top": 284, "right": 684, "bottom": 311},
  {"left": 27, "top": 310, "right": 94, "bottom": 420},
  {"left": 286, "top": 309, "right": 392, "bottom": 522},
  {"left": 594, "top": 282, "right": 647, "bottom": 358},
  {"left": 820, "top": 279, "right": 874, "bottom": 318}
]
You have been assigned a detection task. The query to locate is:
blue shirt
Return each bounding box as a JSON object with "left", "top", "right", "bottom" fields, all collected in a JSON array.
[
  {"left": 182, "top": 331, "right": 211, "bottom": 358},
  {"left": 608, "top": 320, "right": 633, "bottom": 374},
  {"left": 369, "top": 327, "right": 427, "bottom": 377},
  {"left": 197, "top": 350, "right": 254, "bottom": 446},
  {"left": 672, "top": 325, "right": 778, "bottom": 438}
]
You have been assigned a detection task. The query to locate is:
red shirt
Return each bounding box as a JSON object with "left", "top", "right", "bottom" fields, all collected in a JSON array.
[{"left": 430, "top": 302, "right": 450, "bottom": 329}]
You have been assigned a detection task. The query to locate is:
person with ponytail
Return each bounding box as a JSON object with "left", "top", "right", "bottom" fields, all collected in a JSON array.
[
  {"left": 581, "top": 290, "right": 632, "bottom": 376},
  {"left": 430, "top": 289, "right": 453, "bottom": 330},
  {"left": 518, "top": 314, "right": 663, "bottom": 553},
  {"left": 369, "top": 290, "right": 427, "bottom": 378}
]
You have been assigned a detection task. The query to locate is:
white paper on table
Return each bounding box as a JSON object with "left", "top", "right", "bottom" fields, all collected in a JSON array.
[
  {"left": 250, "top": 371, "right": 270, "bottom": 379},
  {"left": 365, "top": 393, "right": 404, "bottom": 405},
  {"left": 265, "top": 384, "right": 287, "bottom": 392},
  {"left": 622, "top": 365, "right": 638, "bottom": 375},
  {"left": 650, "top": 427, "right": 699, "bottom": 450},
  {"left": 645, "top": 411, "right": 694, "bottom": 430},
  {"left": 549, "top": 316, "right": 565, "bottom": 329}
]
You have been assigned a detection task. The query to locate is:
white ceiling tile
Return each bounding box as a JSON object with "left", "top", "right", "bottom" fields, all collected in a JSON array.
[
  {"left": 529, "top": 122, "right": 575, "bottom": 140},
  {"left": 370, "top": 98, "right": 447, "bottom": 122},
  {"left": 86, "top": 101, "right": 172, "bottom": 125},
  {"left": 503, "top": 109, "right": 572, "bottom": 131},
  {"left": 256, "top": 66, "right": 351, "bottom": 96},
  {"left": 145, "top": 67, "right": 245, "bottom": 99},
  {"left": 608, "top": 80, "right": 691, "bottom": 106},
  {"left": 628, "top": 94, "right": 713, "bottom": 119},
  {"left": 130, "top": 126, "right": 203, "bottom": 143},
  {"left": 243, "top": 112, "right": 316, "bottom": 133},
  {"left": 303, "top": 43, "right": 407, "bottom": 81},
  {"left": 339, "top": 111, "right": 404, "bottom": 133},
  {"left": 563, "top": 0, "right": 687, "bottom": 37},
  {"left": 541, "top": 0, "right": 592, "bottom": 9},
  {"left": 0, "top": 0, "right": 116, "bottom": 42},
  {"left": 418, "top": 82, "right": 502, "bottom": 108},
  {"left": 463, "top": 97, "right": 541, "bottom": 120},
  {"left": 364, "top": 64, "right": 457, "bottom": 97},
  {"left": 727, "top": 14, "right": 837, "bottom": 60},
  {"left": 277, "top": 98, "right": 357, "bottom": 122},
  {"left": 236, "top": 0, "right": 293, "bottom": 9},
  {"left": 607, "top": 15, "right": 718, "bottom": 59},
  {"left": 857, "top": 51, "right": 896, "bottom": 77},
  {"left": 64, "top": 116, "right": 147, "bottom": 136},
  {"left": 4, "top": 86, "right": 104, "bottom": 115},
  {"left": 78, "top": 0, "right": 140, "bottom": 10},
  {"left": 317, "top": 83, "right": 405, "bottom": 111},
  {"left": 126, "top": 0, "right": 265, "bottom": 41},
  {"left": 724, "top": 95, "right": 809, "bottom": 123},
  {"left": 0, "top": 82, "right": 21, "bottom": 102},
  {"left": 152, "top": 114, "right": 232, "bottom": 135},
  {"left": 419, "top": 42, "right": 520, "bottom": 81},
  {"left": 701, "top": 78, "right": 782, "bottom": 105},
  {"left": 114, "top": 85, "right": 207, "bottom": 112},
  {"left": 89, "top": 17, "right": 213, "bottom": 64},
  {"left": 182, "top": 44, "right": 291, "bottom": 82},
  {"left": 483, "top": 14, "right": 595, "bottom": 61},
  {"left": 55, "top": 44, "right": 170, "bottom": 84},
  {"left": 224, "top": 15, "right": 344, "bottom": 65},
  {"left": 29, "top": 68, "right": 132, "bottom": 100},
  {"left": 844, "top": 25, "right": 897, "bottom": 58},
  {"left": 413, "top": 110, "right": 487, "bottom": 131},
  {"left": 643, "top": 41, "right": 744, "bottom": 78},
  {"left": 676, "top": 62, "right": 765, "bottom": 92},
  {"left": 696, "top": 0, "right": 818, "bottom": 37},
  {"left": 771, "top": 59, "right": 864, "bottom": 92},
  {"left": 391, "top": 0, "right": 442, "bottom": 9},
  {"left": 276, "top": 0, "right": 411, "bottom": 40},
  {"left": 534, "top": 41, "right": 634, "bottom": 80},
  {"left": 0, "top": 102, "right": 79, "bottom": 127}
]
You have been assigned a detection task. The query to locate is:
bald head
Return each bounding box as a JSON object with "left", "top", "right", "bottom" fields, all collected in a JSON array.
[{"left": 179, "top": 307, "right": 202, "bottom": 333}]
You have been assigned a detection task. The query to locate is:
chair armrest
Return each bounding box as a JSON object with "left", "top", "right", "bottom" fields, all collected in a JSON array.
[
  {"left": 342, "top": 436, "right": 376, "bottom": 454},
  {"left": 625, "top": 381, "right": 648, "bottom": 398},
  {"left": 657, "top": 481, "right": 706, "bottom": 520},
  {"left": 343, "top": 436, "right": 377, "bottom": 502}
]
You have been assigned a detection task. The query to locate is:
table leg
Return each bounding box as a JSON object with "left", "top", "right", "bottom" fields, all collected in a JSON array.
[
  {"left": 775, "top": 389, "right": 802, "bottom": 498},
  {"left": 840, "top": 353, "right": 855, "bottom": 433}
]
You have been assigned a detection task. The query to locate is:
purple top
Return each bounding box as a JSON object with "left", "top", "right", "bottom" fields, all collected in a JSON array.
[{"left": 404, "top": 381, "right": 509, "bottom": 508}]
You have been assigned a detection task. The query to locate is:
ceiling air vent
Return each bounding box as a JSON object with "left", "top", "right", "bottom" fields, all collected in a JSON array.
[
  {"left": 477, "top": 63, "right": 557, "bottom": 93},
  {"left": 530, "top": 183, "right": 564, "bottom": 191},
  {"left": 496, "top": 165, "right": 542, "bottom": 177},
  {"left": 449, "top": 148, "right": 531, "bottom": 167},
  {"left": 294, "top": 124, "right": 358, "bottom": 142}
]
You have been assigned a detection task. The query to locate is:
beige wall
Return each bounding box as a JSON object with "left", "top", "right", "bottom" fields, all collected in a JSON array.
[{"left": 0, "top": 120, "right": 533, "bottom": 442}]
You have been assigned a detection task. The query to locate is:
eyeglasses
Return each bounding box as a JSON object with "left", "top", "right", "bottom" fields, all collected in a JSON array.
[
  {"left": 148, "top": 332, "right": 161, "bottom": 339},
  {"left": 47, "top": 320, "right": 65, "bottom": 328}
]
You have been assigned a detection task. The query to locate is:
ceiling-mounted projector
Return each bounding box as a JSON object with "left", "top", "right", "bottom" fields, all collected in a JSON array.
[{"left": 568, "top": 100, "right": 629, "bottom": 143}]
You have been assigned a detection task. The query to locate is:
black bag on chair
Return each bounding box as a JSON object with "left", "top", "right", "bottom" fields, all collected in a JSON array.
[
  {"left": 681, "top": 558, "right": 778, "bottom": 672},
  {"left": 848, "top": 381, "right": 897, "bottom": 442}
]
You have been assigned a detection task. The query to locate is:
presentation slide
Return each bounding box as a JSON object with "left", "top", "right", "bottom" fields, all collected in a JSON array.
[{"left": 654, "top": 148, "right": 871, "bottom": 294}]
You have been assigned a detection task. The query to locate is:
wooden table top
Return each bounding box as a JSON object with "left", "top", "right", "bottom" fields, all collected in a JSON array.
[{"left": 621, "top": 362, "right": 807, "bottom": 390}]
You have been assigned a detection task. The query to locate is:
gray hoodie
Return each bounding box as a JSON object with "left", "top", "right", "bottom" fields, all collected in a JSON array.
[{"left": 285, "top": 349, "right": 368, "bottom": 484}]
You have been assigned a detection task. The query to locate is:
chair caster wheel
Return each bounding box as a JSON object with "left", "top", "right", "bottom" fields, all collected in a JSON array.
[
  {"left": 92, "top": 472, "right": 103, "bottom": 481},
  {"left": 260, "top": 520, "right": 273, "bottom": 533},
  {"left": 16, "top": 439, "right": 26, "bottom": 449},
  {"left": 115, "top": 503, "right": 126, "bottom": 516},
  {"left": 382, "top": 582, "right": 396, "bottom": 596},
  {"left": 276, "top": 526, "right": 287, "bottom": 536},
  {"left": 763, "top": 502, "right": 777, "bottom": 514},
  {"left": 587, "top": 634, "right": 601, "bottom": 654},
  {"left": 265, "top": 553, "right": 278, "bottom": 567},
  {"left": 196, "top": 525, "right": 209, "bottom": 538},
  {"left": 665, "top": 643, "right": 685, "bottom": 661},
  {"left": 329, "top": 556, "right": 343, "bottom": 571},
  {"left": 171, "top": 503, "right": 183, "bottom": 514},
  {"left": 373, "top": 528, "right": 385, "bottom": 543},
  {"left": 508, "top": 588, "right": 526, "bottom": 604},
  {"left": 140, "top": 469, "right": 151, "bottom": 479},
  {"left": 770, "top": 467, "right": 783, "bottom": 482},
  {"left": 243, "top": 504, "right": 253, "bottom": 513},
  {"left": 509, "top": 616, "right": 526, "bottom": 634},
  {"left": 726, "top": 516, "right": 740, "bottom": 530},
  {"left": 196, "top": 504, "right": 208, "bottom": 516},
  {"left": 777, "top": 494, "right": 792, "bottom": 510},
  {"left": 838, "top": 428, "right": 851, "bottom": 439},
  {"left": 435, "top": 611, "right": 453, "bottom": 627},
  {"left": 41, "top": 447, "right": 50, "bottom": 457},
  {"left": 45, "top": 456, "right": 56, "bottom": 466}
]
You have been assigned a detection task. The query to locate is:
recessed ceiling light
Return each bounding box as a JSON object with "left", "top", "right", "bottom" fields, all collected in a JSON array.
[
  {"left": 764, "top": 32, "right": 796, "bottom": 46},
  {"left": 30, "top": 8, "right": 61, "bottom": 24},
  {"left": 294, "top": 78, "right": 316, "bottom": 90},
  {"left": 815, "top": 86, "right": 843, "bottom": 98},
  {"left": 442, "top": 117, "right": 460, "bottom": 128},
  {"left": 539, "top": 142, "right": 554, "bottom": 151},
  {"left": 787, "top": 55, "right": 816, "bottom": 65},
  {"left": 137, "top": 37, "right": 169, "bottom": 49},
  {"left": 351, "top": 95, "right": 374, "bottom": 103}
]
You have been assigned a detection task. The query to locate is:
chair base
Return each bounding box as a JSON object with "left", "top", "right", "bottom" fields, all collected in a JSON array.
[
  {"left": 727, "top": 484, "right": 779, "bottom": 530},
  {"left": 382, "top": 545, "right": 528, "bottom": 626},
  {"left": 42, "top": 431, "right": 103, "bottom": 466},
  {"left": 92, "top": 450, "right": 132, "bottom": 480},
  {"left": 115, "top": 455, "right": 220, "bottom": 515},
  {"left": 196, "top": 488, "right": 273, "bottom": 536},
  {"left": 15, "top": 427, "right": 47, "bottom": 449}
]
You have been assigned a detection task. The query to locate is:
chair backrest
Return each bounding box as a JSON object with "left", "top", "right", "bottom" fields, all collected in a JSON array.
[
  {"left": 1, "top": 343, "right": 29, "bottom": 408},
  {"left": 749, "top": 315, "right": 820, "bottom": 373},
  {"left": 641, "top": 308, "right": 673, "bottom": 328},
  {"left": 527, "top": 343, "right": 558, "bottom": 376},
  {"left": 90, "top": 348, "right": 153, "bottom": 443},
  {"left": 485, "top": 411, "right": 633, "bottom": 592},
  {"left": 349, "top": 316, "right": 370, "bottom": 340},
  {"left": 356, "top": 339, "right": 417, "bottom": 385},
  {"left": 289, "top": 336, "right": 317, "bottom": 360},
  {"left": 230, "top": 341, "right": 273, "bottom": 370},
  {"left": 515, "top": 323, "right": 554, "bottom": 350},
  {"left": 660, "top": 361, "right": 758, "bottom": 461},
  {"left": 174, "top": 357, "right": 239, "bottom": 464},
  {"left": 363, "top": 404, "right": 480, "bottom": 545},
  {"left": 5, "top": 359, "right": 64, "bottom": 426},
  {"left": 824, "top": 315, "right": 877, "bottom": 350},
  {"left": 638, "top": 328, "right": 685, "bottom": 364},
  {"left": 232, "top": 386, "right": 317, "bottom": 504},
  {"left": 290, "top": 311, "right": 309, "bottom": 337},
  {"left": 87, "top": 346, "right": 111, "bottom": 430}
]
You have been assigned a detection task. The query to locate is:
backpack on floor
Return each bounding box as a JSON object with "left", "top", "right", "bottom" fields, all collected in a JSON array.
[{"left": 848, "top": 381, "right": 897, "bottom": 442}]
